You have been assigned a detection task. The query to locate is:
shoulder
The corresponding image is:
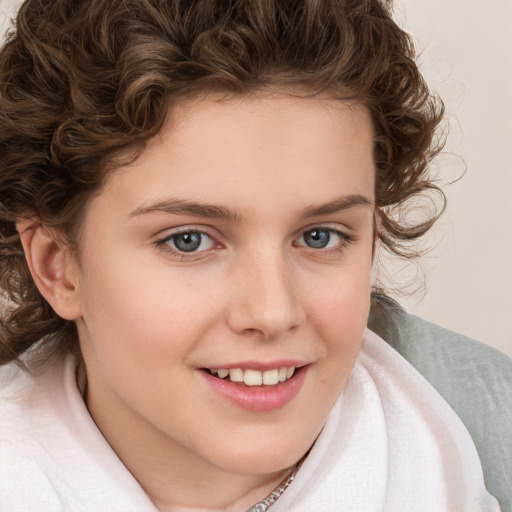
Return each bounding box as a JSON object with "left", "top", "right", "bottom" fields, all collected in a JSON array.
[
  {"left": 368, "top": 297, "right": 512, "bottom": 510},
  {"left": 0, "top": 360, "right": 38, "bottom": 426},
  {"left": 368, "top": 297, "right": 512, "bottom": 399},
  {"left": 0, "top": 358, "right": 66, "bottom": 435},
  {"left": 0, "top": 357, "right": 156, "bottom": 510},
  {"left": 0, "top": 360, "right": 58, "bottom": 507},
  {"left": 0, "top": 357, "right": 92, "bottom": 508}
]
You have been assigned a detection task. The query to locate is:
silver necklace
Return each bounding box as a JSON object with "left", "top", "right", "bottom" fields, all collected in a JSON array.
[{"left": 245, "top": 467, "right": 298, "bottom": 512}]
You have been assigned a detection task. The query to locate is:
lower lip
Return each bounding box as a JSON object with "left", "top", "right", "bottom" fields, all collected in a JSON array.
[{"left": 199, "top": 366, "right": 308, "bottom": 412}]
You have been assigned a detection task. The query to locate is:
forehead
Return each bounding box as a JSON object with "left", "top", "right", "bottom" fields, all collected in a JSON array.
[
  {"left": 94, "top": 93, "right": 375, "bottom": 219},
  {"left": 165, "top": 92, "right": 373, "bottom": 153}
]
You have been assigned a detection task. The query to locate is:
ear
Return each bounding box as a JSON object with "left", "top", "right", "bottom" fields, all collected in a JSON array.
[{"left": 17, "top": 219, "right": 82, "bottom": 321}]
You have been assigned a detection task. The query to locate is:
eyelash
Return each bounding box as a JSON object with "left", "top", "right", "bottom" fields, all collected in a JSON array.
[
  {"left": 154, "top": 226, "right": 356, "bottom": 261},
  {"left": 294, "top": 227, "right": 356, "bottom": 258},
  {"left": 154, "top": 228, "right": 220, "bottom": 261}
]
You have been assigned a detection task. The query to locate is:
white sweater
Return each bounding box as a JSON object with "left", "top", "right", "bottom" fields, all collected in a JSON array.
[{"left": 0, "top": 330, "right": 500, "bottom": 511}]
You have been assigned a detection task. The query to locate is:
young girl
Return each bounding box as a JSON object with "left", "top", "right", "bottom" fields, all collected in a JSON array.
[{"left": 0, "top": 1, "right": 506, "bottom": 510}]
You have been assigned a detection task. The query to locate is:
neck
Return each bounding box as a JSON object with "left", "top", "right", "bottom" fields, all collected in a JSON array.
[
  {"left": 140, "top": 458, "right": 293, "bottom": 512},
  {"left": 151, "top": 466, "right": 296, "bottom": 512},
  {"left": 85, "top": 388, "right": 297, "bottom": 511}
]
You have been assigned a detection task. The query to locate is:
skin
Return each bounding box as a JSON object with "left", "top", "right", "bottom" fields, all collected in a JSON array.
[{"left": 22, "top": 94, "right": 376, "bottom": 511}]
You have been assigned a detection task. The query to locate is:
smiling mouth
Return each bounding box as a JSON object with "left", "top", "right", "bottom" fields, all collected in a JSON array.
[{"left": 204, "top": 367, "right": 297, "bottom": 387}]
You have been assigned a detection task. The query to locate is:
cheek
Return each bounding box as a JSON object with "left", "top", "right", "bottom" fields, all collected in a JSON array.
[
  {"left": 306, "top": 260, "right": 372, "bottom": 352},
  {"left": 76, "top": 256, "right": 223, "bottom": 360},
  {"left": 297, "top": 268, "right": 371, "bottom": 425}
]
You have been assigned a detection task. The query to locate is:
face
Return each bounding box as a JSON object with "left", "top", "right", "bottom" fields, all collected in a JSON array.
[{"left": 71, "top": 94, "right": 375, "bottom": 483}]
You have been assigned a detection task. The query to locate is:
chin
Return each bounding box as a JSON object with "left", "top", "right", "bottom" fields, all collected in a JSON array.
[{"left": 207, "top": 433, "right": 312, "bottom": 476}]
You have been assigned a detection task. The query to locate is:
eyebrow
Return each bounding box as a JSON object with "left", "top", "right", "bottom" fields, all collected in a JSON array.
[
  {"left": 129, "top": 199, "right": 241, "bottom": 222},
  {"left": 301, "top": 194, "right": 374, "bottom": 217},
  {"left": 128, "top": 194, "right": 373, "bottom": 221}
]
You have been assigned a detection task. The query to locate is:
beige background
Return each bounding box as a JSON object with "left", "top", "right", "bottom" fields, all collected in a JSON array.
[
  {"left": 387, "top": 1, "right": 512, "bottom": 356},
  {"left": 1, "top": 0, "right": 511, "bottom": 356}
]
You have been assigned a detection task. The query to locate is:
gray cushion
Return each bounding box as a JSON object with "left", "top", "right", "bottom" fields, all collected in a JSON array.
[{"left": 368, "top": 297, "right": 512, "bottom": 511}]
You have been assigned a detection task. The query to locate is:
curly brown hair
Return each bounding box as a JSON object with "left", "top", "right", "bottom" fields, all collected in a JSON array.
[{"left": 0, "top": 0, "right": 444, "bottom": 366}]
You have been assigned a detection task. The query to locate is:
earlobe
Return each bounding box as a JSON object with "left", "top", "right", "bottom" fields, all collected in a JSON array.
[{"left": 17, "top": 219, "right": 82, "bottom": 321}]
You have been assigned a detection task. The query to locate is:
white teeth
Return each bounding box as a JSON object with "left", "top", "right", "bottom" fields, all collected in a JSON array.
[
  {"left": 211, "top": 366, "right": 298, "bottom": 386},
  {"left": 229, "top": 368, "right": 244, "bottom": 382},
  {"left": 244, "top": 369, "right": 263, "bottom": 386},
  {"left": 263, "top": 369, "right": 279, "bottom": 386}
]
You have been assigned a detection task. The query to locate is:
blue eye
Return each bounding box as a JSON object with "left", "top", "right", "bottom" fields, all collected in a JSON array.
[
  {"left": 164, "top": 231, "right": 214, "bottom": 253},
  {"left": 298, "top": 228, "right": 343, "bottom": 249},
  {"left": 302, "top": 228, "right": 332, "bottom": 249},
  {"left": 295, "top": 227, "right": 354, "bottom": 254}
]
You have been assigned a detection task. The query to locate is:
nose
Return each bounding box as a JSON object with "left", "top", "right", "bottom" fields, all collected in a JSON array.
[{"left": 226, "top": 249, "right": 305, "bottom": 340}]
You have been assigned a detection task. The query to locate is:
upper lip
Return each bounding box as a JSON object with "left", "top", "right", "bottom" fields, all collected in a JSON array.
[{"left": 201, "top": 360, "right": 310, "bottom": 371}]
